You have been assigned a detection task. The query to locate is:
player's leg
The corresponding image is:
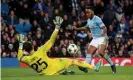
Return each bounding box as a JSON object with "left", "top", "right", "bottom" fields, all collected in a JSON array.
[
  {"left": 98, "top": 38, "right": 116, "bottom": 73},
  {"left": 73, "top": 59, "right": 102, "bottom": 72},
  {"left": 79, "top": 39, "right": 97, "bottom": 73},
  {"left": 85, "top": 45, "right": 97, "bottom": 63},
  {"left": 59, "top": 58, "right": 102, "bottom": 74},
  {"left": 57, "top": 58, "right": 75, "bottom": 75}
]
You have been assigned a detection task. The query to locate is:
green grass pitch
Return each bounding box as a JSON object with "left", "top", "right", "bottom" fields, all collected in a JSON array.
[{"left": 1, "top": 66, "right": 133, "bottom": 80}]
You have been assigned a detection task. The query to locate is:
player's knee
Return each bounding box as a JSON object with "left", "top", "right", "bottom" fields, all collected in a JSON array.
[
  {"left": 88, "top": 46, "right": 97, "bottom": 54},
  {"left": 88, "top": 50, "right": 93, "bottom": 54},
  {"left": 88, "top": 48, "right": 95, "bottom": 54},
  {"left": 98, "top": 50, "right": 105, "bottom": 55}
]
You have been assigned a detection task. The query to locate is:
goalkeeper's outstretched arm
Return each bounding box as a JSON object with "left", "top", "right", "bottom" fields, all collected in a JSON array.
[
  {"left": 17, "top": 34, "right": 29, "bottom": 63},
  {"left": 40, "top": 29, "right": 59, "bottom": 52},
  {"left": 17, "top": 34, "right": 24, "bottom": 61},
  {"left": 39, "top": 16, "right": 63, "bottom": 52}
]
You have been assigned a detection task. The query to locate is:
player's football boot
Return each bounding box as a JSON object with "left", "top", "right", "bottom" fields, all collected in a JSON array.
[
  {"left": 111, "top": 64, "right": 116, "bottom": 73},
  {"left": 94, "top": 59, "right": 102, "bottom": 72},
  {"left": 78, "top": 67, "right": 88, "bottom": 73}
]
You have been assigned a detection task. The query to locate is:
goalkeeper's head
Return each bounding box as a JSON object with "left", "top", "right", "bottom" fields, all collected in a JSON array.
[{"left": 23, "top": 42, "right": 33, "bottom": 54}]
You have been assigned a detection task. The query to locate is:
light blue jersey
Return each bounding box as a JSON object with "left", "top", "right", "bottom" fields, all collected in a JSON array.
[{"left": 86, "top": 15, "right": 108, "bottom": 39}]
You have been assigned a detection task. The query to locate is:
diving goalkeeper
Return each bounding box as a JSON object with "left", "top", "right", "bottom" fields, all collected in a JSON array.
[{"left": 17, "top": 16, "right": 102, "bottom": 75}]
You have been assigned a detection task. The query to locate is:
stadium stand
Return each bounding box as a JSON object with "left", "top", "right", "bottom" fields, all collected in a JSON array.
[{"left": 1, "top": 0, "right": 133, "bottom": 58}]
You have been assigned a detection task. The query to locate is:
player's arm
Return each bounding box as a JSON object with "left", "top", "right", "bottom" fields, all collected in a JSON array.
[
  {"left": 17, "top": 34, "right": 28, "bottom": 62},
  {"left": 101, "top": 26, "right": 107, "bottom": 36},
  {"left": 96, "top": 17, "right": 107, "bottom": 36},
  {"left": 39, "top": 16, "right": 63, "bottom": 52},
  {"left": 74, "top": 26, "right": 89, "bottom": 31}
]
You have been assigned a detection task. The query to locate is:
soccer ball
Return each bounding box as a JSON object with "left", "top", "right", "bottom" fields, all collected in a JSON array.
[{"left": 67, "top": 44, "right": 78, "bottom": 55}]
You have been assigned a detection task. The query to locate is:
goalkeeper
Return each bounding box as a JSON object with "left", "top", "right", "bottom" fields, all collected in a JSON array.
[{"left": 17, "top": 16, "right": 102, "bottom": 75}]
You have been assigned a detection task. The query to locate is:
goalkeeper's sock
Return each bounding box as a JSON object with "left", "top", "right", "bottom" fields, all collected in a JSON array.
[
  {"left": 102, "top": 53, "right": 114, "bottom": 66},
  {"left": 85, "top": 54, "right": 92, "bottom": 63},
  {"left": 73, "top": 59, "right": 94, "bottom": 70}
]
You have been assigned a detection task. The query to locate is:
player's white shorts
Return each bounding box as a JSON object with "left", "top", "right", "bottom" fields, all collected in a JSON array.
[{"left": 89, "top": 37, "right": 108, "bottom": 48}]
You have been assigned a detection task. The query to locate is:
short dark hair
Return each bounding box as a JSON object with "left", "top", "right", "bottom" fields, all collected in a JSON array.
[
  {"left": 23, "top": 42, "right": 33, "bottom": 53},
  {"left": 86, "top": 6, "right": 94, "bottom": 11}
]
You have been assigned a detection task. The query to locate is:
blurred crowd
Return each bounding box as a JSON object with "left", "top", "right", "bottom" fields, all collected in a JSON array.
[{"left": 1, "top": 0, "right": 133, "bottom": 58}]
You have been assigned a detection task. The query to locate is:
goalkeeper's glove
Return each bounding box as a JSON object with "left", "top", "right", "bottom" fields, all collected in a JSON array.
[
  {"left": 18, "top": 34, "right": 25, "bottom": 49},
  {"left": 53, "top": 16, "right": 63, "bottom": 30}
]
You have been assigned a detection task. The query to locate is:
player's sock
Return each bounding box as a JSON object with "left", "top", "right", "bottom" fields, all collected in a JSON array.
[
  {"left": 103, "top": 53, "right": 114, "bottom": 66},
  {"left": 78, "top": 54, "right": 91, "bottom": 73},
  {"left": 85, "top": 54, "right": 92, "bottom": 63},
  {"left": 94, "top": 59, "right": 102, "bottom": 72},
  {"left": 101, "top": 53, "right": 116, "bottom": 73},
  {"left": 73, "top": 60, "right": 94, "bottom": 70}
]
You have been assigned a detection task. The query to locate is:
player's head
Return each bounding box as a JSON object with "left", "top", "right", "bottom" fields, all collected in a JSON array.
[
  {"left": 85, "top": 6, "right": 94, "bottom": 19},
  {"left": 23, "top": 42, "right": 33, "bottom": 54}
]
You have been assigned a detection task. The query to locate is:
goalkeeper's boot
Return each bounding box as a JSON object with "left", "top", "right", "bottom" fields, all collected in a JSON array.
[
  {"left": 60, "top": 70, "right": 75, "bottom": 75},
  {"left": 78, "top": 67, "right": 88, "bottom": 73},
  {"left": 60, "top": 70, "right": 69, "bottom": 75},
  {"left": 94, "top": 59, "right": 102, "bottom": 72},
  {"left": 111, "top": 64, "right": 116, "bottom": 73},
  {"left": 67, "top": 70, "right": 75, "bottom": 75}
]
